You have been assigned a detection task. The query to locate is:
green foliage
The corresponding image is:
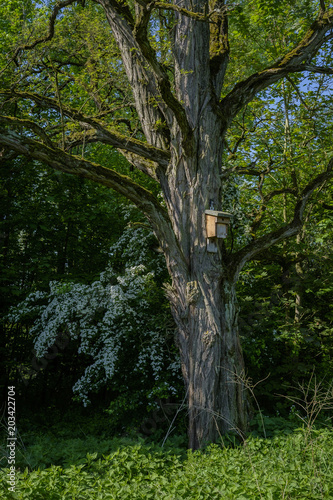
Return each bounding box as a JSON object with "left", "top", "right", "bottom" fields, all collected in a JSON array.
[
  {"left": 226, "top": 0, "right": 318, "bottom": 92},
  {"left": 237, "top": 233, "right": 333, "bottom": 413},
  {"left": 0, "top": 158, "right": 126, "bottom": 309},
  {"left": 1, "top": 425, "right": 333, "bottom": 499},
  {"left": 0, "top": 1, "right": 37, "bottom": 64}
]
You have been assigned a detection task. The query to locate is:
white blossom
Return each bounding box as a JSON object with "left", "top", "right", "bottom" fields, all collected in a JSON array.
[{"left": 8, "top": 225, "right": 182, "bottom": 404}]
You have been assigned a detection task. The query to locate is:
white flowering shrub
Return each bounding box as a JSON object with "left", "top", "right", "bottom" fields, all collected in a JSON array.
[{"left": 8, "top": 223, "right": 182, "bottom": 417}]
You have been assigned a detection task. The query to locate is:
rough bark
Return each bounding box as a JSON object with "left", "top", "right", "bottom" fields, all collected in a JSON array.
[{"left": 180, "top": 276, "right": 246, "bottom": 449}]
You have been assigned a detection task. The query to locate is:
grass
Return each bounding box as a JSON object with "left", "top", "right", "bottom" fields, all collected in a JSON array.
[{"left": 1, "top": 417, "right": 333, "bottom": 499}]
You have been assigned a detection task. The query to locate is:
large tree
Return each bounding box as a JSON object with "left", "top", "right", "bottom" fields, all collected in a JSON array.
[{"left": 1, "top": 0, "right": 333, "bottom": 448}]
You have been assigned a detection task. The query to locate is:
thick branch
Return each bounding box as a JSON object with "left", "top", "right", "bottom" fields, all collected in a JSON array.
[
  {"left": 221, "top": 8, "right": 333, "bottom": 121},
  {"left": 221, "top": 158, "right": 274, "bottom": 179},
  {"left": 133, "top": 3, "right": 194, "bottom": 153},
  {"left": 264, "top": 187, "right": 298, "bottom": 204},
  {"left": 0, "top": 129, "right": 161, "bottom": 215},
  {"left": 221, "top": 165, "right": 265, "bottom": 179},
  {"left": 101, "top": 0, "right": 135, "bottom": 27},
  {"left": 97, "top": 0, "right": 172, "bottom": 151},
  {"left": 299, "top": 64, "right": 333, "bottom": 75},
  {"left": 229, "top": 157, "right": 333, "bottom": 280},
  {"left": 66, "top": 133, "right": 159, "bottom": 180},
  {"left": 152, "top": 2, "right": 206, "bottom": 21},
  {"left": 0, "top": 127, "right": 189, "bottom": 286},
  {"left": 120, "top": 151, "right": 160, "bottom": 181},
  {"left": 0, "top": 90, "right": 170, "bottom": 167},
  {"left": 0, "top": 116, "right": 54, "bottom": 148},
  {"left": 209, "top": 0, "right": 229, "bottom": 96}
]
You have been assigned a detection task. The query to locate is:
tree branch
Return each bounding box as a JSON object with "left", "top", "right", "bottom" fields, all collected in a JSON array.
[
  {"left": 132, "top": 3, "right": 194, "bottom": 153},
  {"left": 229, "top": 157, "right": 333, "bottom": 280},
  {"left": 1, "top": 0, "right": 78, "bottom": 77},
  {"left": 97, "top": 0, "right": 173, "bottom": 151},
  {"left": 0, "top": 129, "right": 162, "bottom": 215},
  {"left": 221, "top": 7, "right": 333, "bottom": 121},
  {"left": 120, "top": 151, "right": 161, "bottom": 181},
  {"left": 0, "top": 116, "right": 54, "bottom": 148},
  {"left": 0, "top": 126, "right": 189, "bottom": 282},
  {"left": 98, "top": 0, "right": 135, "bottom": 27},
  {"left": 151, "top": 1, "right": 206, "bottom": 21},
  {"left": 299, "top": 64, "right": 333, "bottom": 75},
  {"left": 65, "top": 133, "right": 159, "bottom": 180},
  {"left": 221, "top": 158, "right": 274, "bottom": 179},
  {"left": 0, "top": 90, "right": 170, "bottom": 168}
]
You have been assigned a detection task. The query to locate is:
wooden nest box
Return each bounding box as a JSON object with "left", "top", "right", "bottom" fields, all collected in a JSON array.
[{"left": 205, "top": 210, "right": 232, "bottom": 252}]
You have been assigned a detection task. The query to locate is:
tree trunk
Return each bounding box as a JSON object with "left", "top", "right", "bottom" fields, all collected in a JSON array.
[
  {"left": 187, "top": 279, "right": 246, "bottom": 448},
  {"left": 157, "top": 101, "right": 248, "bottom": 447},
  {"left": 94, "top": 1, "right": 249, "bottom": 448},
  {"left": 164, "top": 245, "right": 247, "bottom": 448}
]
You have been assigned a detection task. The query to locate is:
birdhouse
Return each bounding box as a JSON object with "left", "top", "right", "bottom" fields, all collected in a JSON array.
[
  {"left": 205, "top": 210, "right": 232, "bottom": 238},
  {"left": 205, "top": 210, "right": 232, "bottom": 252}
]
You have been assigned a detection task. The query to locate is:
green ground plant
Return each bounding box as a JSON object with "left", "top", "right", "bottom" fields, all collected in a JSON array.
[
  {"left": 1, "top": 425, "right": 333, "bottom": 499},
  {"left": 1, "top": 396, "right": 333, "bottom": 500}
]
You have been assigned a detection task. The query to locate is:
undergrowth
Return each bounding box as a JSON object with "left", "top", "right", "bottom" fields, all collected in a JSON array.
[
  {"left": 1, "top": 418, "right": 333, "bottom": 499},
  {"left": 1, "top": 377, "right": 333, "bottom": 500}
]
